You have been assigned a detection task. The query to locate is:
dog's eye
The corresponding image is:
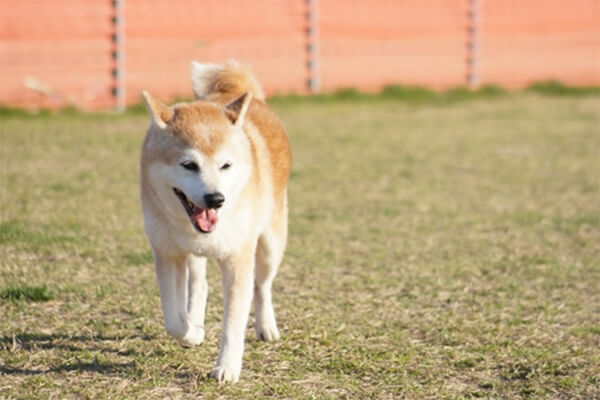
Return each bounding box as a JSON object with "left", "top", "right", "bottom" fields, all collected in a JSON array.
[
  {"left": 220, "top": 162, "right": 232, "bottom": 171},
  {"left": 181, "top": 161, "right": 199, "bottom": 172}
]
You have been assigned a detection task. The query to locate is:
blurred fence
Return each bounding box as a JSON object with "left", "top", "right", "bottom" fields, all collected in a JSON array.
[{"left": 1, "top": 0, "right": 598, "bottom": 110}]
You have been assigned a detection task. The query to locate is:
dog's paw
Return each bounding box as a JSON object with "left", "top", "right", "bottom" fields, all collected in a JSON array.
[
  {"left": 255, "top": 322, "right": 280, "bottom": 342},
  {"left": 165, "top": 315, "right": 205, "bottom": 347},
  {"left": 210, "top": 363, "right": 241, "bottom": 383},
  {"left": 176, "top": 325, "right": 205, "bottom": 347}
]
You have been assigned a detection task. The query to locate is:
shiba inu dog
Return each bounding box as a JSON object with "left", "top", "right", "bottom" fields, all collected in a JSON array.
[{"left": 140, "top": 61, "right": 291, "bottom": 382}]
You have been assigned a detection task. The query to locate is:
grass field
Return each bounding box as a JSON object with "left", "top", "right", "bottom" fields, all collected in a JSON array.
[{"left": 1, "top": 92, "right": 599, "bottom": 399}]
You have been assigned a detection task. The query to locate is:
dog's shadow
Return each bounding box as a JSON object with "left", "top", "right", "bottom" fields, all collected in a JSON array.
[{"left": 0, "top": 332, "right": 155, "bottom": 376}]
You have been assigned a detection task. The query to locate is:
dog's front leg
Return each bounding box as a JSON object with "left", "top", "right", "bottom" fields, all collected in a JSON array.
[
  {"left": 186, "top": 254, "right": 208, "bottom": 343},
  {"left": 211, "top": 247, "right": 255, "bottom": 383},
  {"left": 154, "top": 252, "right": 205, "bottom": 346}
]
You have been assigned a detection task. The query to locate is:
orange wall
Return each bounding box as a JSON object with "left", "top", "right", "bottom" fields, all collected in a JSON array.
[
  {"left": 481, "top": 0, "right": 600, "bottom": 87},
  {"left": 0, "top": 0, "right": 598, "bottom": 110},
  {"left": 124, "top": 0, "right": 308, "bottom": 104},
  {"left": 320, "top": 0, "right": 469, "bottom": 90},
  {"left": 0, "top": 1, "right": 115, "bottom": 109}
]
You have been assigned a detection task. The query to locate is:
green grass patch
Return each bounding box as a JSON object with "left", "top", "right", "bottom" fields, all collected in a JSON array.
[
  {"left": 0, "top": 105, "right": 47, "bottom": 118},
  {"left": 0, "top": 285, "right": 54, "bottom": 302},
  {"left": 0, "top": 220, "right": 51, "bottom": 245},
  {"left": 527, "top": 80, "right": 600, "bottom": 96},
  {"left": 381, "top": 84, "right": 439, "bottom": 102},
  {"left": 269, "top": 84, "right": 508, "bottom": 105},
  {"left": 268, "top": 81, "right": 595, "bottom": 106},
  {"left": 121, "top": 250, "right": 154, "bottom": 266},
  {"left": 571, "top": 325, "right": 600, "bottom": 338},
  {"left": 0, "top": 220, "right": 87, "bottom": 249}
]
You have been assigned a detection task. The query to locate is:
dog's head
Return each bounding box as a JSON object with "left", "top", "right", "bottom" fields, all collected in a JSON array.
[{"left": 141, "top": 91, "right": 253, "bottom": 234}]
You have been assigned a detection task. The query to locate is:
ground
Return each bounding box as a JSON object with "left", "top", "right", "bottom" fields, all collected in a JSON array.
[{"left": 1, "top": 93, "right": 599, "bottom": 399}]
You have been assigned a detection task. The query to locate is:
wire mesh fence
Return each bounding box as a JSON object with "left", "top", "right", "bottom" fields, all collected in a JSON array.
[{"left": 1, "top": 0, "right": 598, "bottom": 110}]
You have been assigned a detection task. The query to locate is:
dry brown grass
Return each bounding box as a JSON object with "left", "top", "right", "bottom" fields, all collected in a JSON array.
[{"left": 1, "top": 93, "right": 599, "bottom": 399}]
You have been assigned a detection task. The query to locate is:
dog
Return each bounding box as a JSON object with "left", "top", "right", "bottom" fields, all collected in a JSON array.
[{"left": 140, "top": 61, "right": 292, "bottom": 382}]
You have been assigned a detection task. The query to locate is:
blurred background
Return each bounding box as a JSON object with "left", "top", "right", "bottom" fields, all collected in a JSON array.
[{"left": 0, "top": 0, "right": 598, "bottom": 110}]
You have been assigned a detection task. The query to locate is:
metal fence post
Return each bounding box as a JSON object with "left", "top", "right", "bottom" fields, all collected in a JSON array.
[
  {"left": 307, "top": 0, "right": 320, "bottom": 92},
  {"left": 112, "top": 0, "right": 126, "bottom": 111},
  {"left": 467, "top": 0, "right": 480, "bottom": 87}
]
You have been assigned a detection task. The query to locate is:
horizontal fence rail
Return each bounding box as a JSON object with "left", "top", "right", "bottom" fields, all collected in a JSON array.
[{"left": 0, "top": 0, "right": 598, "bottom": 110}]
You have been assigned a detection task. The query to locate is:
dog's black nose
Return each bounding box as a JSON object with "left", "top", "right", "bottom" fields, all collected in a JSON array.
[{"left": 204, "top": 192, "right": 225, "bottom": 209}]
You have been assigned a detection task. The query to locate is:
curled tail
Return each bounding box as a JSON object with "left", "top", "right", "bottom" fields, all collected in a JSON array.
[{"left": 191, "top": 60, "right": 265, "bottom": 102}]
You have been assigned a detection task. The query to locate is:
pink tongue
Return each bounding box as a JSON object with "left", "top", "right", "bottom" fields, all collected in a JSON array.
[{"left": 192, "top": 208, "right": 218, "bottom": 232}]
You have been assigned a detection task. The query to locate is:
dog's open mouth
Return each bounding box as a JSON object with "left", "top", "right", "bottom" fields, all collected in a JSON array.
[{"left": 173, "top": 188, "right": 219, "bottom": 233}]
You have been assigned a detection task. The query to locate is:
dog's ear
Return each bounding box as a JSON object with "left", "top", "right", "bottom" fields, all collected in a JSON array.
[
  {"left": 225, "top": 92, "right": 253, "bottom": 128},
  {"left": 142, "top": 91, "right": 173, "bottom": 129}
]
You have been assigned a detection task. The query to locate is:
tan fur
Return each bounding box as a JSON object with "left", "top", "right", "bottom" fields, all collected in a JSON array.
[
  {"left": 209, "top": 95, "right": 291, "bottom": 197},
  {"left": 190, "top": 61, "right": 291, "bottom": 194},
  {"left": 243, "top": 100, "right": 292, "bottom": 197},
  {"left": 169, "top": 102, "right": 231, "bottom": 157},
  {"left": 142, "top": 90, "right": 174, "bottom": 128},
  {"left": 140, "top": 61, "right": 291, "bottom": 383},
  {"left": 193, "top": 61, "right": 266, "bottom": 102}
]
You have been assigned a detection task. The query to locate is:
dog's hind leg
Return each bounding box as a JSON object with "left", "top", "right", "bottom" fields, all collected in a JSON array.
[
  {"left": 154, "top": 252, "right": 205, "bottom": 346},
  {"left": 254, "top": 193, "right": 288, "bottom": 341}
]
